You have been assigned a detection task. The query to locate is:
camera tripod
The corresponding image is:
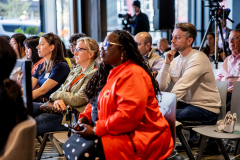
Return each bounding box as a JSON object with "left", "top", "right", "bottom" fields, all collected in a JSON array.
[
  {"left": 199, "top": 14, "right": 227, "bottom": 69},
  {"left": 198, "top": 0, "right": 235, "bottom": 69}
]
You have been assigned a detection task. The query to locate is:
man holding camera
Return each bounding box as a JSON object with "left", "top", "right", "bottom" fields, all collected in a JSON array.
[{"left": 131, "top": 0, "right": 149, "bottom": 36}]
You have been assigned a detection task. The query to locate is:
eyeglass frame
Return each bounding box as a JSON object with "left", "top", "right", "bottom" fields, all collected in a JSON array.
[
  {"left": 136, "top": 42, "right": 147, "bottom": 46},
  {"left": 99, "top": 41, "right": 123, "bottom": 51},
  {"left": 74, "top": 47, "right": 88, "bottom": 53},
  {"left": 226, "top": 37, "right": 240, "bottom": 43},
  {"left": 69, "top": 43, "right": 77, "bottom": 48}
]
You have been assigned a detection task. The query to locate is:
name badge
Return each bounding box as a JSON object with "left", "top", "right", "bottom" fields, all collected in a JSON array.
[
  {"left": 67, "top": 75, "right": 73, "bottom": 81},
  {"left": 234, "top": 70, "right": 240, "bottom": 77},
  {"left": 171, "top": 69, "right": 181, "bottom": 77},
  {"left": 44, "top": 73, "right": 50, "bottom": 79}
]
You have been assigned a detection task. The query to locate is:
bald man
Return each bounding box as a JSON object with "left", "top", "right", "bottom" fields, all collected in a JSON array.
[
  {"left": 158, "top": 38, "right": 170, "bottom": 58},
  {"left": 134, "top": 32, "right": 164, "bottom": 72}
]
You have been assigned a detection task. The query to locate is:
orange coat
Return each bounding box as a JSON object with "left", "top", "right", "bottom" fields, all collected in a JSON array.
[{"left": 80, "top": 60, "right": 174, "bottom": 160}]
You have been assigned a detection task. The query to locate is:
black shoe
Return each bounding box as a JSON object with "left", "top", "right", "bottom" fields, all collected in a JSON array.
[
  {"left": 176, "top": 139, "right": 200, "bottom": 152},
  {"left": 196, "top": 143, "right": 220, "bottom": 156}
]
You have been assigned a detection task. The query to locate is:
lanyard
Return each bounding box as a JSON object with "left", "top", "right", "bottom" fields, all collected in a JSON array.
[{"left": 68, "top": 67, "right": 97, "bottom": 92}]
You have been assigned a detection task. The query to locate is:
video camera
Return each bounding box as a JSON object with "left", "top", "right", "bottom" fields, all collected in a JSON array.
[
  {"left": 204, "top": 0, "right": 234, "bottom": 23},
  {"left": 118, "top": 13, "right": 132, "bottom": 32}
]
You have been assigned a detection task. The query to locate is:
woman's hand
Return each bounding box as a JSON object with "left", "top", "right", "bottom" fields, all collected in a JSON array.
[
  {"left": 72, "top": 117, "right": 89, "bottom": 131},
  {"left": 53, "top": 100, "right": 67, "bottom": 110},
  {"left": 73, "top": 124, "right": 96, "bottom": 138}
]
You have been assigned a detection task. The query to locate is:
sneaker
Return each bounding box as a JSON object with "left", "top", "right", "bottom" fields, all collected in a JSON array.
[
  {"left": 175, "top": 139, "right": 200, "bottom": 152},
  {"left": 195, "top": 143, "right": 220, "bottom": 156}
]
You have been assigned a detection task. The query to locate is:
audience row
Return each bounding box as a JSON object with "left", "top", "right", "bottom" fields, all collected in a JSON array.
[{"left": 0, "top": 22, "right": 240, "bottom": 159}]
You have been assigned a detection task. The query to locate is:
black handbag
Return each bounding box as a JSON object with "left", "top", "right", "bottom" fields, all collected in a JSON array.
[{"left": 63, "top": 91, "right": 105, "bottom": 160}]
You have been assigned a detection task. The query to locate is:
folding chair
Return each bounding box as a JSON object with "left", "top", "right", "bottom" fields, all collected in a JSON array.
[
  {"left": 158, "top": 92, "right": 195, "bottom": 160},
  {"left": 193, "top": 81, "right": 240, "bottom": 160}
]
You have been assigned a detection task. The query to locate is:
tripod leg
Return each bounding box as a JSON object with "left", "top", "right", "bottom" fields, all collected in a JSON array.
[
  {"left": 218, "top": 22, "right": 227, "bottom": 60},
  {"left": 199, "top": 19, "right": 213, "bottom": 51},
  {"left": 214, "top": 20, "right": 219, "bottom": 69}
]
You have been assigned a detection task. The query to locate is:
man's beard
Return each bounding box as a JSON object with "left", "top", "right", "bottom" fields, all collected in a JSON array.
[{"left": 171, "top": 43, "right": 187, "bottom": 52}]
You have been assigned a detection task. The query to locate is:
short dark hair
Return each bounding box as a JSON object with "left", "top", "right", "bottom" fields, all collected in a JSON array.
[
  {"left": 23, "top": 36, "right": 41, "bottom": 65},
  {"left": 175, "top": 23, "right": 197, "bottom": 46},
  {"left": 0, "top": 37, "right": 17, "bottom": 80},
  {"left": 0, "top": 35, "right": 10, "bottom": 42},
  {"left": 69, "top": 33, "right": 87, "bottom": 43},
  {"left": 10, "top": 33, "right": 27, "bottom": 58},
  {"left": 133, "top": 0, "right": 141, "bottom": 8}
]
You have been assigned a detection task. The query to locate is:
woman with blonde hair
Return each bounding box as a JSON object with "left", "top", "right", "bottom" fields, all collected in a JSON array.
[{"left": 33, "top": 37, "right": 99, "bottom": 136}]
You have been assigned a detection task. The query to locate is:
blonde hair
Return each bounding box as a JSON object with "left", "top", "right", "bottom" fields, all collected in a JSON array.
[{"left": 77, "top": 37, "right": 99, "bottom": 59}]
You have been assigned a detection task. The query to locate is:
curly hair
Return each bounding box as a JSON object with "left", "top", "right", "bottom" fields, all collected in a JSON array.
[{"left": 84, "top": 30, "right": 160, "bottom": 103}]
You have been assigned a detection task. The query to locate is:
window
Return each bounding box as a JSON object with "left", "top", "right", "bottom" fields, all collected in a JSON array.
[
  {"left": 175, "top": 0, "right": 188, "bottom": 23},
  {"left": 0, "top": 0, "right": 41, "bottom": 37},
  {"left": 56, "top": 0, "right": 70, "bottom": 47}
]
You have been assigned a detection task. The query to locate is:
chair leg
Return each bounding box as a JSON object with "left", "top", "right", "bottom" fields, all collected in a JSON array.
[
  {"left": 176, "top": 130, "right": 195, "bottom": 160},
  {"left": 196, "top": 135, "right": 206, "bottom": 160},
  {"left": 48, "top": 134, "right": 63, "bottom": 155},
  {"left": 37, "top": 136, "right": 43, "bottom": 143},
  {"left": 216, "top": 139, "right": 230, "bottom": 160},
  {"left": 37, "top": 133, "right": 48, "bottom": 160},
  {"left": 234, "top": 140, "right": 240, "bottom": 155}
]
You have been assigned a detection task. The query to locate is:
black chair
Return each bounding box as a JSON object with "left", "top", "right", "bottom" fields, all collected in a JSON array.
[{"left": 15, "top": 59, "right": 33, "bottom": 116}]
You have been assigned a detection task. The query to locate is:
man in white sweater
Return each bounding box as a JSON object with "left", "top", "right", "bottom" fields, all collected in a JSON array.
[{"left": 157, "top": 23, "right": 221, "bottom": 155}]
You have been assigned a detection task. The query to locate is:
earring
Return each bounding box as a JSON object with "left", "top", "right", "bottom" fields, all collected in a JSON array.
[{"left": 121, "top": 54, "right": 124, "bottom": 60}]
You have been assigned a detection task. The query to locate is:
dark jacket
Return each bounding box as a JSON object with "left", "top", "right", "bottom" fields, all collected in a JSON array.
[{"left": 131, "top": 12, "right": 149, "bottom": 35}]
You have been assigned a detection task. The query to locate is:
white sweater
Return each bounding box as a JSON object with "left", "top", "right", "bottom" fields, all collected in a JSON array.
[{"left": 156, "top": 49, "right": 221, "bottom": 114}]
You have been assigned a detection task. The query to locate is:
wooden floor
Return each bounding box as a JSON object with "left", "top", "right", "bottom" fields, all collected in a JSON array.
[{"left": 35, "top": 135, "right": 240, "bottom": 160}]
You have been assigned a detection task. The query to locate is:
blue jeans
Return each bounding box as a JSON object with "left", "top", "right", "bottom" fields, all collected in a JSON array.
[
  {"left": 33, "top": 102, "right": 68, "bottom": 136},
  {"left": 176, "top": 101, "right": 219, "bottom": 143}
]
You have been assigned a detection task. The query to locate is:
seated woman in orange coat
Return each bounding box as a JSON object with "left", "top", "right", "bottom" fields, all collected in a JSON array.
[{"left": 63, "top": 30, "right": 174, "bottom": 160}]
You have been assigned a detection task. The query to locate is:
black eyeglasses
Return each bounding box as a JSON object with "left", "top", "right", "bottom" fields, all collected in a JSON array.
[
  {"left": 136, "top": 42, "right": 147, "bottom": 46},
  {"left": 68, "top": 43, "right": 77, "bottom": 48},
  {"left": 74, "top": 48, "right": 88, "bottom": 53}
]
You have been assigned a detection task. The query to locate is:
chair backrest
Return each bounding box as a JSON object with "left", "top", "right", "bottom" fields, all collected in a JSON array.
[
  {"left": 215, "top": 81, "right": 228, "bottom": 120},
  {"left": 0, "top": 116, "right": 36, "bottom": 160},
  {"left": 213, "top": 69, "right": 221, "bottom": 78},
  {"left": 15, "top": 59, "right": 33, "bottom": 116},
  {"left": 158, "top": 92, "right": 177, "bottom": 146},
  {"left": 230, "top": 81, "right": 240, "bottom": 131},
  {"left": 165, "top": 81, "right": 174, "bottom": 92}
]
